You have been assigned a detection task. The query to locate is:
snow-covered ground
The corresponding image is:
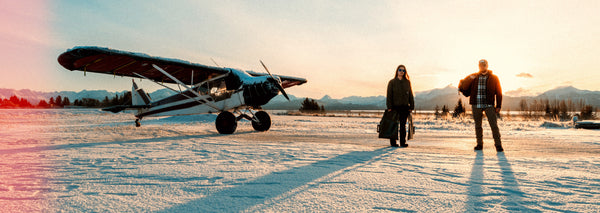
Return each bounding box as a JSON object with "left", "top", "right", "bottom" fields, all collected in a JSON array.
[{"left": 0, "top": 109, "right": 599, "bottom": 212}]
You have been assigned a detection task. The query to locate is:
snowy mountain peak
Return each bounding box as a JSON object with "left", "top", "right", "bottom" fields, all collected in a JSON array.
[
  {"left": 415, "top": 85, "right": 458, "bottom": 97},
  {"left": 320, "top": 95, "right": 333, "bottom": 101},
  {"left": 443, "top": 84, "right": 454, "bottom": 89},
  {"left": 539, "top": 86, "right": 595, "bottom": 98}
]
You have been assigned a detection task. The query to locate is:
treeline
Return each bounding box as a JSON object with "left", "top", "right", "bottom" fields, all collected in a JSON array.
[
  {"left": 517, "top": 98, "right": 596, "bottom": 120},
  {"left": 0, "top": 92, "right": 131, "bottom": 109},
  {"left": 0, "top": 95, "right": 35, "bottom": 108},
  {"left": 72, "top": 92, "right": 131, "bottom": 108},
  {"left": 433, "top": 98, "right": 597, "bottom": 120},
  {"left": 299, "top": 98, "right": 325, "bottom": 113}
]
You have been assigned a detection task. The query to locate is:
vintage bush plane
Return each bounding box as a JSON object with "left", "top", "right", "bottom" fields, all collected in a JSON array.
[{"left": 58, "top": 46, "right": 307, "bottom": 134}]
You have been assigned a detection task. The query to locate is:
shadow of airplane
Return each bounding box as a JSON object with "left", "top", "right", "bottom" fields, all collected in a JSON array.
[{"left": 158, "top": 147, "right": 394, "bottom": 212}]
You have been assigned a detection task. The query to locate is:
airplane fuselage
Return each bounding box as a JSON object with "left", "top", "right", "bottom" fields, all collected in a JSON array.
[{"left": 134, "top": 69, "right": 280, "bottom": 118}]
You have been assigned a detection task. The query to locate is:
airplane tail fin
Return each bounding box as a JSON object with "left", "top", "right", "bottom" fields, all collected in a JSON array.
[{"left": 132, "top": 80, "right": 152, "bottom": 105}]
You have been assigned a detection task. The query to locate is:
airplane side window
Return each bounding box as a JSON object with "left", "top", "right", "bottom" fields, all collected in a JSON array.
[
  {"left": 209, "top": 80, "right": 233, "bottom": 102},
  {"left": 196, "top": 83, "right": 208, "bottom": 95},
  {"left": 219, "top": 81, "right": 226, "bottom": 90}
]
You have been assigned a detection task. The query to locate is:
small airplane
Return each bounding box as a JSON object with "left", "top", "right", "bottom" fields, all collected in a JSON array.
[{"left": 58, "top": 46, "right": 307, "bottom": 134}]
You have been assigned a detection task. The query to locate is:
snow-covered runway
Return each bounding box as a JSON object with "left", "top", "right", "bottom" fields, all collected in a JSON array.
[{"left": 1, "top": 109, "right": 599, "bottom": 212}]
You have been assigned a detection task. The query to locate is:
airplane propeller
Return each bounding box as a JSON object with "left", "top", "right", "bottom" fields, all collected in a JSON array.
[{"left": 260, "top": 60, "right": 290, "bottom": 101}]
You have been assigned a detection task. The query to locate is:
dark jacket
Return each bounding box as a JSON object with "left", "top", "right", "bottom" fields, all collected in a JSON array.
[
  {"left": 459, "top": 70, "right": 503, "bottom": 108},
  {"left": 387, "top": 78, "right": 414, "bottom": 110}
]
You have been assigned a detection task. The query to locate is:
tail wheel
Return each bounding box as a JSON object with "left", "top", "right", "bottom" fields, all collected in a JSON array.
[
  {"left": 216, "top": 111, "right": 237, "bottom": 134},
  {"left": 251, "top": 111, "right": 271, "bottom": 132}
]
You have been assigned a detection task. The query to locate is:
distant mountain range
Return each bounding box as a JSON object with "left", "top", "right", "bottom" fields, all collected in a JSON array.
[
  {"left": 0, "top": 88, "right": 127, "bottom": 104},
  {"left": 263, "top": 85, "right": 600, "bottom": 111},
  {"left": 1, "top": 86, "right": 599, "bottom": 110}
]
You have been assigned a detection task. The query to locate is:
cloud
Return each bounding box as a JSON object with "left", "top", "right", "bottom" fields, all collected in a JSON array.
[{"left": 516, "top": 72, "right": 534, "bottom": 78}]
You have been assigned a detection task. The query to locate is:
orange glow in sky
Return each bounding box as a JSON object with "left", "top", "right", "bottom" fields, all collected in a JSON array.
[
  {"left": 0, "top": 0, "right": 56, "bottom": 91},
  {"left": 1, "top": 0, "right": 600, "bottom": 98}
]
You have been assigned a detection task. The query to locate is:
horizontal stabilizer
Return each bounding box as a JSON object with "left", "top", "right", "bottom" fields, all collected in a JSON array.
[{"left": 102, "top": 105, "right": 150, "bottom": 113}]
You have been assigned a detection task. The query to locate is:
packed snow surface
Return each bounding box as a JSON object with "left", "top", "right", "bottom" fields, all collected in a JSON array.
[{"left": 0, "top": 109, "right": 599, "bottom": 212}]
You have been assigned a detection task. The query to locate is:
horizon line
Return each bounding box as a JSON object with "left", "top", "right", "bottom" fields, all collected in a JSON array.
[{"left": 0, "top": 85, "right": 597, "bottom": 101}]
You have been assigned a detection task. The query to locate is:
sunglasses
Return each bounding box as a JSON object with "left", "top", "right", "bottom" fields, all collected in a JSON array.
[{"left": 397, "top": 69, "right": 405, "bottom": 72}]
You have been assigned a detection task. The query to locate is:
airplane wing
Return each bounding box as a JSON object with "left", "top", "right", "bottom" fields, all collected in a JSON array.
[
  {"left": 58, "top": 46, "right": 230, "bottom": 85},
  {"left": 245, "top": 71, "right": 308, "bottom": 89}
]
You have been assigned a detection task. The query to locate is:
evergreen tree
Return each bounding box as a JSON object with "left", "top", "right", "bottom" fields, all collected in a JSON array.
[
  {"left": 19, "top": 98, "right": 32, "bottom": 108},
  {"left": 111, "top": 94, "right": 120, "bottom": 106},
  {"left": 452, "top": 99, "right": 465, "bottom": 118},
  {"left": 300, "top": 98, "right": 323, "bottom": 113},
  {"left": 37, "top": 100, "right": 49, "bottom": 108},
  {"left": 9, "top": 95, "right": 19, "bottom": 105},
  {"left": 62, "top": 97, "right": 71, "bottom": 106},
  {"left": 102, "top": 96, "right": 110, "bottom": 107},
  {"left": 441, "top": 105, "right": 449, "bottom": 116},
  {"left": 121, "top": 91, "right": 132, "bottom": 105},
  {"left": 56, "top": 96, "right": 63, "bottom": 107}
]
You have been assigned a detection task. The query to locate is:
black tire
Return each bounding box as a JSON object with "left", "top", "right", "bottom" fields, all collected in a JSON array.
[
  {"left": 251, "top": 111, "right": 271, "bottom": 132},
  {"left": 216, "top": 111, "right": 237, "bottom": 134}
]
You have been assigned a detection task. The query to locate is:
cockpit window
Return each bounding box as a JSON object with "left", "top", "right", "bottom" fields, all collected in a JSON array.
[{"left": 208, "top": 80, "right": 233, "bottom": 102}]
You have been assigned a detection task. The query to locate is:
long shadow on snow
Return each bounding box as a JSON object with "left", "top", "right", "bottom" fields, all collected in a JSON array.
[
  {"left": 158, "top": 147, "right": 394, "bottom": 212},
  {"left": 466, "top": 151, "right": 539, "bottom": 212},
  {"left": 496, "top": 152, "right": 540, "bottom": 212},
  {"left": 466, "top": 151, "right": 485, "bottom": 211},
  {"left": 0, "top": 130, "right": 256, "bottom": 155}
]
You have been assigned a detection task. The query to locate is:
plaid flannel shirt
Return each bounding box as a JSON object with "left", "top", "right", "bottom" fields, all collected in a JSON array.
[{"left": 476, "top": 74, "right": 494, "bottom": 109}]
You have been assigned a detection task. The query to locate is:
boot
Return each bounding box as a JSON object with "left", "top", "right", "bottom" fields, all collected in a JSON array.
[
  {"left": 495, "top": 145, "right": 504, "bottom": 152},
  {"left": 474, "top": 144, "right": 483, "bottom": 150},
  {"left": 390, "top": 139, "right": 399, "bottom": 147},
  {"left": 400, "top": 141, "right": 408, "bottom": 147}
]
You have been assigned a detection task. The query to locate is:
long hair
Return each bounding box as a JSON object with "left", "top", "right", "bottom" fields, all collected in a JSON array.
[{"left": 395, "top": 64, "right": 410, "bottom": 80}]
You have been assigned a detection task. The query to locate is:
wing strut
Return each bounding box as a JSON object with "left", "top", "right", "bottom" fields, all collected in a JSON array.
[
  {"left": 132, "top": 71, "right": 220, "bottom": 112},
  {"left": 151, "top": 64, "right": 222, "bottom": 111}
]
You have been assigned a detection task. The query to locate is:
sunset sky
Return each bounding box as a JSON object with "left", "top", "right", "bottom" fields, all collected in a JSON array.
[{"left": 1, "top": 0, "right": 599, "bottom": 98}]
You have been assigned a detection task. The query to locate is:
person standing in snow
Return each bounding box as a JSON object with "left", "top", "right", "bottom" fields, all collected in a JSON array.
[
  {"left": 459, "top": 59, "right": 504, "bottom": 152},
  {"left": 386, "top": 64, "right": 415, "bottom": 147}
]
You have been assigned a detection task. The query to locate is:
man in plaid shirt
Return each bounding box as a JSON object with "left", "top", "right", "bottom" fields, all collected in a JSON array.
[{"left": 459, "top": 59, "right": 503, "bottom": 152}]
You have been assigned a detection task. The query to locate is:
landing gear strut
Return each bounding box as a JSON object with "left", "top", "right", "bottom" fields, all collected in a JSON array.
[{"left": 215, "top": 110, "right": 272, "bottom": 134}]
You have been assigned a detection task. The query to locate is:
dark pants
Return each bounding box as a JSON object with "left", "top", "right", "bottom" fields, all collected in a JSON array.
[
  {"left": 391, "top": 106, "right": 410, "bottom": 143},
  {"left": 472, "top": 107, "right": 501, "bottom": 146}
]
